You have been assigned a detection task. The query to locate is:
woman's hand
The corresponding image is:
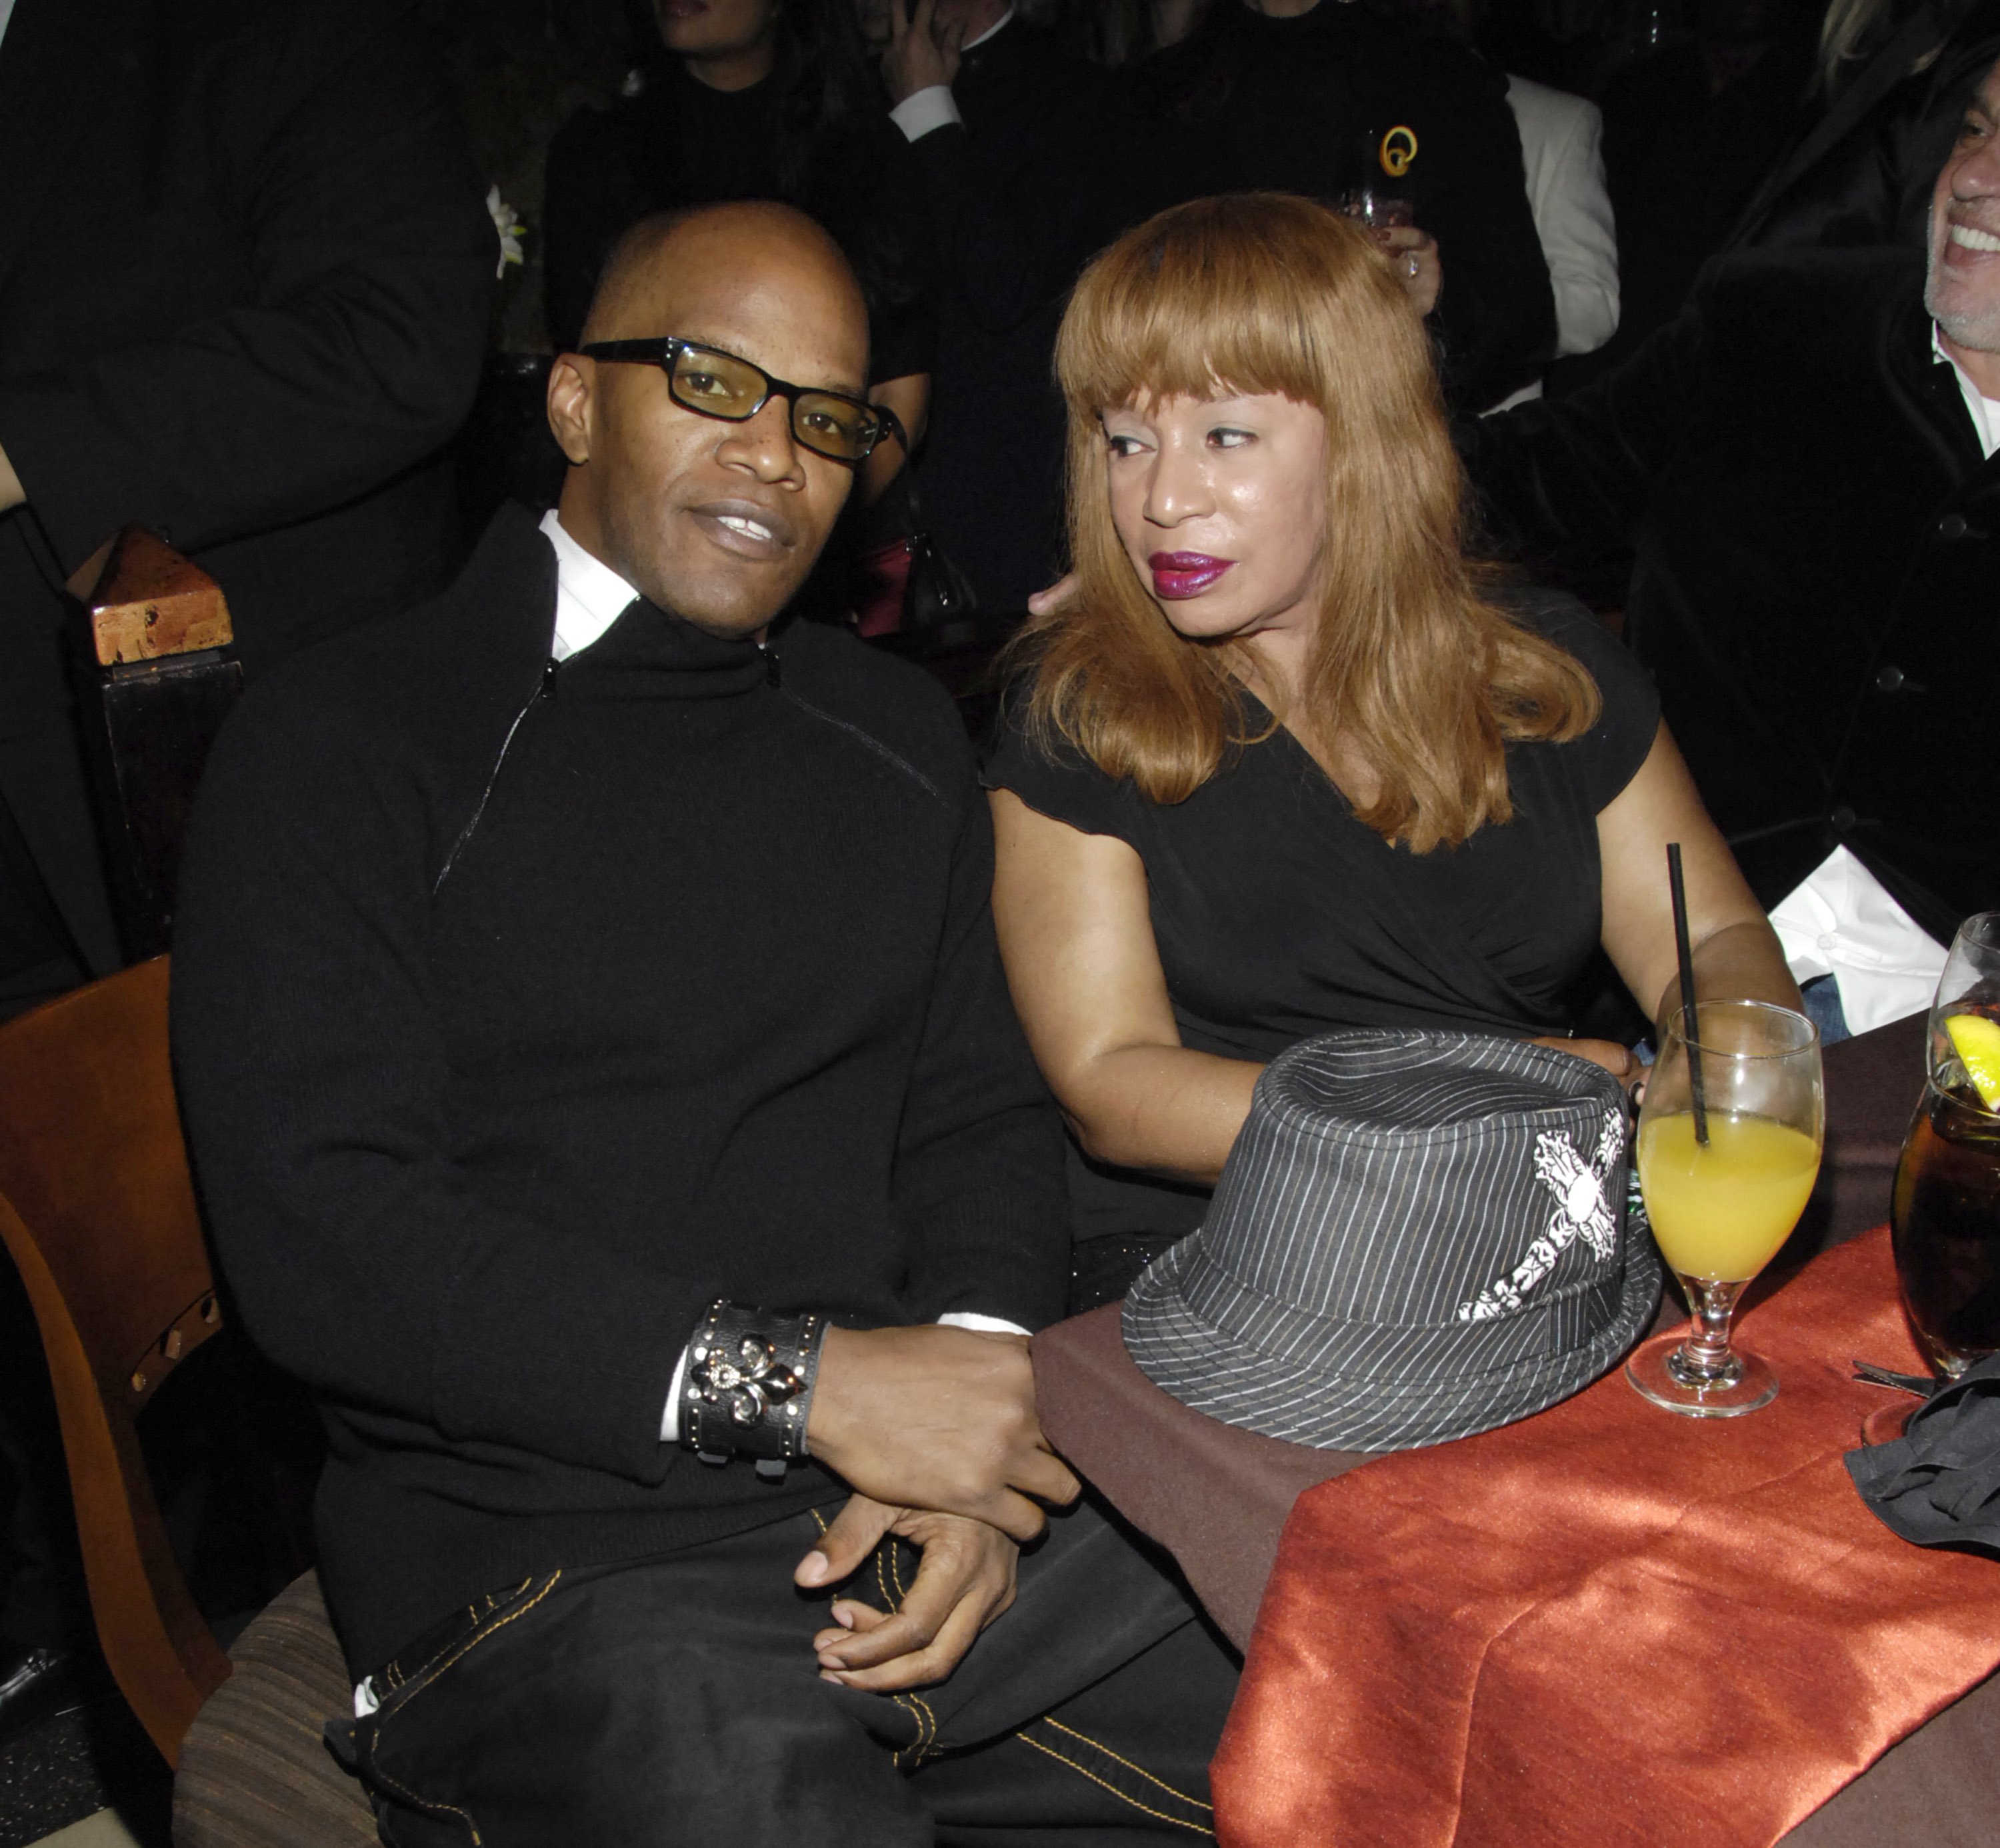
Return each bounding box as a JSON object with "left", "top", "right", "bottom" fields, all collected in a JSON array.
[
  {"left": 1377, "top": 225, "right": 1442, "bottom": 316},
  {"left": 1530, "top": 1035, "right": 1637, "bottom": 1081}
]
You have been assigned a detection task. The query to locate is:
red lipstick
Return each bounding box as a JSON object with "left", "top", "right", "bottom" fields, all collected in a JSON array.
[{"left": 1148, "top": 551, "right": 1234, "bottom": 600}]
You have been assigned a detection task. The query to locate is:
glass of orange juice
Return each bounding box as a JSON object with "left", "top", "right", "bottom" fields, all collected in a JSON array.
[{"left": 1625, "top": 1001, "right": 1823, "bottom": 1417}]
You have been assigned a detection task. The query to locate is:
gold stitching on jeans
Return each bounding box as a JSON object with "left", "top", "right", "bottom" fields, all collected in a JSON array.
[
  {"left": 889, "top": 1693, "right": 923, "bottom": 1768},
  {"left": 909, "top": 1693, "right": 939, "bottom": 1764},
  {"left": 364, "top": 1571, "right": 565, "bottom": 1845},
  {"left": 381, "top": 1576, "right": 536, "bottom": 1695},
  {"left": 1012, "top": 1730, "right": 1213, "bottom": 1835},
  {"left": 1039, "top": 1715, "right": 1213, "bottom": 1809}
]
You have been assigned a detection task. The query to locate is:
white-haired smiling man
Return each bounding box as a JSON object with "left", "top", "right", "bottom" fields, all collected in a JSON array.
[
  {"left": 1465, "top": 55, "right": 2000, "bottom": 1045},
  {"left": 1929, "top": 61, "right": 2000, "bottom": 396}
]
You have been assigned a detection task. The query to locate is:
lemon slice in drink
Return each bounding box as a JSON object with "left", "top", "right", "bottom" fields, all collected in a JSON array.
[{"left": 1945, "top": 1013, "right": 2000, "bottom": 1109}]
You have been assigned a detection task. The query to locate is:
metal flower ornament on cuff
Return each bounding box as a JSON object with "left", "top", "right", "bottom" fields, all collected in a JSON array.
[{"left": 681, "top": 1300, "right": 825, "bottom": 1475}]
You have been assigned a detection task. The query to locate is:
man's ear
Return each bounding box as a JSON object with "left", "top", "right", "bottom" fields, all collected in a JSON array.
[{"left": 546, "top": 354, "right": 595, "bottom": 465}]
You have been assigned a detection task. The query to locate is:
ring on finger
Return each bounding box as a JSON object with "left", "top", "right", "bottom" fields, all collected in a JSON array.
[{"left": 1405, "top": 252, "right": 1419, "bottom": 278}]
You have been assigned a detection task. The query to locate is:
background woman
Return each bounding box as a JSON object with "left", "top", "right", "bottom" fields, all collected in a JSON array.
[
  {"left": 543, "top": 0, "right": 930, "bottom": 503},
  {"left": 985, "top": 193, "right": 1800, "bottom": 1310}
]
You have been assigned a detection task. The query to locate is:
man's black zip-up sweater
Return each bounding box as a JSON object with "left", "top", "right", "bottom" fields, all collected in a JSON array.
[{"left": 171, "top": 505, "right": 1069, "bottom": 1673}]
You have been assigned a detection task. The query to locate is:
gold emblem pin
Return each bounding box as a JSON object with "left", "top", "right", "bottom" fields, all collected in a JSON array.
[{"left": 1381, "top": 126, "right": 1419, "bottom": 178}]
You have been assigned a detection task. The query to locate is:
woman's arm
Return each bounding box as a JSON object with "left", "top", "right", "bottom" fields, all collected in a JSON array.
[
  {"left": 863, "top": 373, "right": 929, "bottom": 505},
  {"left": 1597, "top": 723, "right": 1801, "bottom": 1028},
  {"left": 989, "top": 791, "right": 1261, "bottom": 1187}
]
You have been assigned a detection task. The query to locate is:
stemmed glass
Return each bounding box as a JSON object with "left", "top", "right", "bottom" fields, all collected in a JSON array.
[
  {"left": 1887, "top": 913, "right": 2000, "bottom": 1385},
  {"left": 1625, "top": 1001, "right": 1825, "bottom": 1417}
]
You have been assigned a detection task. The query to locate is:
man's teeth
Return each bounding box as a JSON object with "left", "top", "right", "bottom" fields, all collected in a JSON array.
[
  {"left": 1951, "top": 223, "right": 2000, "bottom": 253},
  {"left": 715, "top": 515, "right": 774, "bottom": 542}
]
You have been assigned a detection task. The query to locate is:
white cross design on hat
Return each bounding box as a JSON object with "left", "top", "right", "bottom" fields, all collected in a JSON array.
[{"left": 1454, "top": 1106, "right": 1626, "bottom": 1323}]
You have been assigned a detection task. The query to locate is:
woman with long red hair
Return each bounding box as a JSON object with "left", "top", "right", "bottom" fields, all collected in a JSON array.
[{"left": 986, "top": 193, "right": 1799, "bottom": 1310}]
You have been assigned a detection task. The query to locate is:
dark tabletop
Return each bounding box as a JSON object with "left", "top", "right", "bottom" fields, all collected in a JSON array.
[{"left": 1031, "top": 1013, "right": 2000, "bottom": 1848}]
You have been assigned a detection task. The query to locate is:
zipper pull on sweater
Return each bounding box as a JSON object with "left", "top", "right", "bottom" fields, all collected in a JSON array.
[{"left": 757, "top": 639, "right": 781, "bottom": 688}]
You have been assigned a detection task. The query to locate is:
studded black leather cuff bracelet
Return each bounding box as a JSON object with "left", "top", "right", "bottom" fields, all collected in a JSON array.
[{"left": 679, "top": 1299, "right": 825, "bottom": 1477}]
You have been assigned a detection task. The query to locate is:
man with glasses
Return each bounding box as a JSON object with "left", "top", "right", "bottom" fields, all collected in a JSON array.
[{"left": 171, "top": 200, "right": 1235, "bottom": 1844}]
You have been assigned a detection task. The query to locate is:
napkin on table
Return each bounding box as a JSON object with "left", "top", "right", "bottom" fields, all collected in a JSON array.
[{"left": 1847, "top": 1353, "right": 2000, "bottom": 1551}]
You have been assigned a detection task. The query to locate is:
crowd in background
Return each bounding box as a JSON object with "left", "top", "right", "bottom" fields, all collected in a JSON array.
[{"left": 428, "top": 0, "right": 2000, "bottom": 612}]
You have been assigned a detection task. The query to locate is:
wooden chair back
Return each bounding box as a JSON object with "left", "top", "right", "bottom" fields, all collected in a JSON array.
[{"left": 0, "top": 955, "right": 231, "bottom": 1763}]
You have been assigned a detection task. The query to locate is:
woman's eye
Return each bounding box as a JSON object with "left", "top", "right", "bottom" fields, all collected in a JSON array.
[
  {"left": 1961, "top": 115, "right": 1991, "bottom": 145},
  {"left": 1207, "top": 427, "right": 1253, "bottom": 449},
  {"left": 1107, "top": 433, "right": 1146, "bottom": 457}
]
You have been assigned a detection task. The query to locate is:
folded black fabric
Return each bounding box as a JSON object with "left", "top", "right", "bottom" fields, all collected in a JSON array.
[{"left": 1847, "top": 1354, "right": 2000, "bottom": 1552}]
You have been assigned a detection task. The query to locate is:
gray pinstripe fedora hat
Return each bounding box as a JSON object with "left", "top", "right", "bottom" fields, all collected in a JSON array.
[{"left": 1123, "top": 1029, "right": 1662, "bottom": 1450}]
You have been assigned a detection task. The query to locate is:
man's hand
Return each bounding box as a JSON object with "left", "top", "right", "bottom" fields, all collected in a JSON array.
[
  {"left": 795, "top": 1492, "right": 1018, "bottom": 1691},
  {"left": 1025, "top": 571, "right": 1079, "bottom": 617},
  {"left": 807, "top": 1323, "right": 1079, "bottom": 1541},
  {"left": 882, "top": 0, "right": 964, "bottom": 106}
]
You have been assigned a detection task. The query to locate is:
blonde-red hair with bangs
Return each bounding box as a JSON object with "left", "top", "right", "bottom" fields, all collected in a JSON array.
[{"left": 1015, "top": 191, "right": 1599, "bottom": 855}]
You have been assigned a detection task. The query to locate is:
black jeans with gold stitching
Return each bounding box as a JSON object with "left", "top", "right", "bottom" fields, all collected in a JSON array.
[{"left": 337, "top": 1494, "right": 1236, "bottom": 1847}]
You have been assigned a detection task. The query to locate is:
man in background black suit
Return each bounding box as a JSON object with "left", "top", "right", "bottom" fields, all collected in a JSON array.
[
  {"left": 0, "top": 0, "right": 493, "bottom": 1019},
  {"left": 0, "top": 0, "right": 492, "bottom": 1739},
  {"left": 1463, "top": 55, "right": 2000, "bottom": 1036},
  {"left": 865, "top": 0, "right": 1145, "bottom": 609}
]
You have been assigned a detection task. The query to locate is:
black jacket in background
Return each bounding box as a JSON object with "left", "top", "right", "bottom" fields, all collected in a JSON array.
[
  {"left": 1581, "top": 15, "right": 1821, "bottom": 379},
  {"left": 1463, "top": 247, "right": 1999, "bottom": 944},
  {"left": 542, "top": 62, "right": 936, "bottom": 383},
  {"left": 1730, "top": 0, "right": 2000, "bottom": 258},
  {"left": 171, "top": 505, "right": 1069, "bottom": 1674},
  {"left": 909, "top": 19, "right": 1147, "bottom": 610},
  {"left": 0, "top": 0, "right": 493, "bottom": 987},
  {"left": 1137, "top": 0, "right": 1556, "bottom": 412}
]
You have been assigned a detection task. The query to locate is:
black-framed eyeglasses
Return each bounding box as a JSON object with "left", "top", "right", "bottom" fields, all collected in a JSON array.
[{"left": 579, "top": 337, "right": 899, "bottom": 465}]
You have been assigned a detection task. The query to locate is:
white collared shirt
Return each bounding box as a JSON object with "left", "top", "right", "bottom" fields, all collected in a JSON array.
[
  {"left": 887, "top": 7, "right": 1016, "bottom": 143},
  {"left": 1934, "top": 323, "right": 2000, "bottom": 461},
  {"left": 538, "top": 507, "right": 641, "bottom": 657}
]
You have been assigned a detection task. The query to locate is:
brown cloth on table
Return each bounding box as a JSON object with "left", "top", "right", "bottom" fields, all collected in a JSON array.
[
  {"left": 1030, "top": 1013, "right": 1927, "bottom": 1650},
  {"left": 1208, "top": 1227, "right": 2000, "bottom": 1848},
  {"left": 1031, "top": 1013, "right": 1997, "bottom": 1844}
]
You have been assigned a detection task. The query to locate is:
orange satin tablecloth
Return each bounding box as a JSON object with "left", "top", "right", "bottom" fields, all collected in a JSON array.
[{"left": 1212, "top": 1227, "right": 2000, "bottom": 1848}]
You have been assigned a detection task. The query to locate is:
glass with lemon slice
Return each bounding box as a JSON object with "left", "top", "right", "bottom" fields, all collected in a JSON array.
[{"left": 1891, "top": 913, "right": 2000, "bottom": 1380}]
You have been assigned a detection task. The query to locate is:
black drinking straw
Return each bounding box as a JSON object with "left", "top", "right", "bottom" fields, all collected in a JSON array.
[{"left": 1667, "top": 842, "right": 1709, "bottom": 1145}]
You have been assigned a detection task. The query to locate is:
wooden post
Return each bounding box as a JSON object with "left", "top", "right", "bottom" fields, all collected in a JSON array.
[{"left": 72, "top": 530, "right": 243, "bottom": 961}]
